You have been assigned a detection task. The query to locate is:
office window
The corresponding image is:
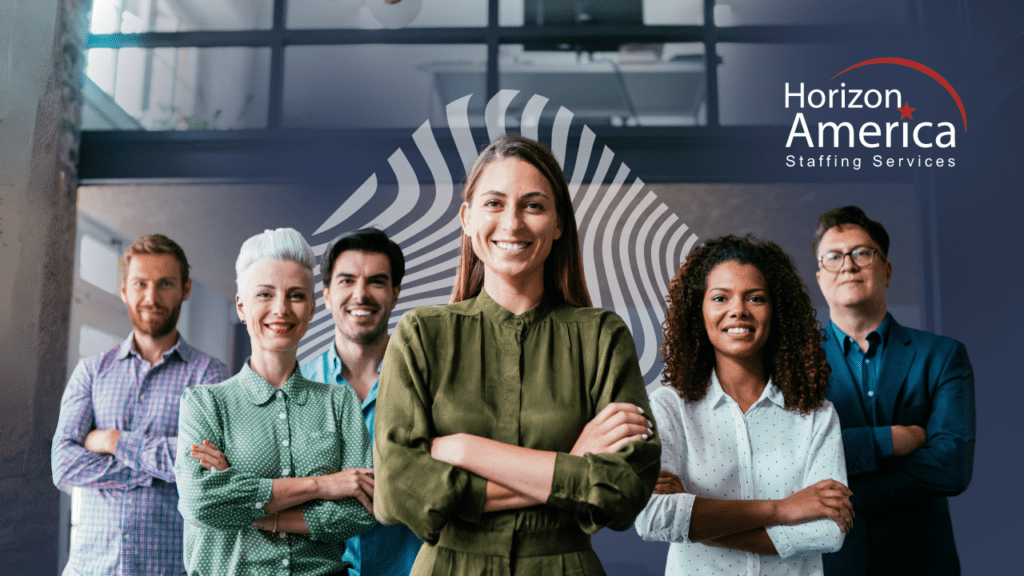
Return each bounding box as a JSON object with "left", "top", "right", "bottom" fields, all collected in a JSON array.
[{"left": 89, "top": 0, "right": 273, "bottom": 33}]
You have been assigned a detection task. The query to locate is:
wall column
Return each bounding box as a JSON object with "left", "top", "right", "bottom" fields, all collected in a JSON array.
[{"left": 0, "top": 0, "right": 91, "bottom": 572}]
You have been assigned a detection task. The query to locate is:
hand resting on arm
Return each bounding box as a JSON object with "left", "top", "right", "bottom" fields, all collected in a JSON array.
[
  {"left": 190, "top": 440, "right": 375, "bottom": 534},
  {"left": 654, "top": 471, "right": 853, "bottom": 554},
  {"left": 429, "top": 402, "right": 653, "bottom": 513}
]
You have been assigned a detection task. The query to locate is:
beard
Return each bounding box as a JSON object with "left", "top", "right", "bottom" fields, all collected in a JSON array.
[
  {"left": 129, "top": 302, "right": 182, "bottom": 339},
  {"left": 342, "top": 321, "right": 388, "bottom": 346},
  {"left": 339, "top": 311, "right": 390, "bottom": 346}
]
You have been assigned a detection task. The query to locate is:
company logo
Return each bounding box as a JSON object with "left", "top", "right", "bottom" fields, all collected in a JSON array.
[{"left": 784, "top": 57, "right": 966, "bottom": 170}]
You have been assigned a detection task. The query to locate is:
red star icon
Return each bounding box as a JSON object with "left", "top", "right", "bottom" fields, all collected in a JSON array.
[{"left": 898, "top": 101, "right": 916, "bottom": 120}]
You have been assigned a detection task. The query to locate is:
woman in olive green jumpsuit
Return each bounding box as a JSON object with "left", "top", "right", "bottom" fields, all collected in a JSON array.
[{"left": 375, "top": 133, "right": 661, "bottom": 576}]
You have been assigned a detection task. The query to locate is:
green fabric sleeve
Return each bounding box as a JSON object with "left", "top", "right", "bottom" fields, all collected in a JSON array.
[
  {"left": 375, "top": 313, "right": 488, "bottom": 544},
  {"left": 546, "top": 313, "right": 661, "bottom": 532},
  {"left": 301, "top": 385, "right": 376, "bottom": 542},
  {"left": 175, "top": 386, "right": 275, "bottom": 530}
]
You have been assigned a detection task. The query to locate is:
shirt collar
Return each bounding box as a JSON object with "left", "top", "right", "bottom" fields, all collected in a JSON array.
[
  {"left": 327, "top": 342, "right": 344, "bottom": 377},
  {"left": 473, "top": 287, "right": 552, "bottom": 328},
  {"left": 326, "top": 343, "right": 381, "bottom": 408},
  {"left": 238, "top": 361, "right": 310, "bottom": 405},
  {"left": 708, "top": 369, "right": 783, "bottom": 410},
  {"left": 831, "top": 313, "right": 891, "bottom": 356},
  {"left": 118, "top": 331, "right": 192, "bottom": 362}
]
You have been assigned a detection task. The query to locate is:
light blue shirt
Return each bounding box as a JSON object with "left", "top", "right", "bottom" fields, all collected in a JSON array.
[{"left": 302, "top": 344, "right": 422, "bottom": 576}]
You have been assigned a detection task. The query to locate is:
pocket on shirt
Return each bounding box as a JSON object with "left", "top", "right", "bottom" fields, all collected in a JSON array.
[{"left": 299, "top": 428, "right": 342, "bottom": 476}]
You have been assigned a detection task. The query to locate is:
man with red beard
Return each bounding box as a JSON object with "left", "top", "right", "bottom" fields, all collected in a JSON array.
[{"left": 52, "top": 235, "right": 228, "bottom": 576}]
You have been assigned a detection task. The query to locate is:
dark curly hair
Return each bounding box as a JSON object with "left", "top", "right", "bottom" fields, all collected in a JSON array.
[{"left": 660, "top": 235, "right": 830, "bottom": 414}]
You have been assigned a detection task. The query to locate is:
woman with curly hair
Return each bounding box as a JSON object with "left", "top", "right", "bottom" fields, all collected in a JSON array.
[{"left": 635, "top": 234, "right": 852, "bottom": 576}]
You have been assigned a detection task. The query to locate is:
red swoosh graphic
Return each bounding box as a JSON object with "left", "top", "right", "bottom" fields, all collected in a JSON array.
[{"left": 830, "top": 57, "right": 967, "bottom": 130}]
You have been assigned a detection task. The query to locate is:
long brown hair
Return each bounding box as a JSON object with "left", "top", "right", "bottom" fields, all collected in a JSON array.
[
  {"left": 450, "top": 133, "right": 591, "bottom": 307},
  {"left": 661, "top": 235, "right": 830, "bottom": 414}
]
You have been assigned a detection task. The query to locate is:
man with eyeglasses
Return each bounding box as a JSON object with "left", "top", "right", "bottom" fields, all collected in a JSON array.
[{"left": 813, "top": 206, "right": 975, "bottom": 576}]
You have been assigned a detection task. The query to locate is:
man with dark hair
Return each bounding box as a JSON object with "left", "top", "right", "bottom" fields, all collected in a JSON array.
[
  {"left": 301, "top": 228, "right": 420, "bottom": 576},
  {"left": 813, "top": 206, "right": 975, "bottom": 576},
  {"left": 52, "top": 234, "right": 228, "bottom": 576}
]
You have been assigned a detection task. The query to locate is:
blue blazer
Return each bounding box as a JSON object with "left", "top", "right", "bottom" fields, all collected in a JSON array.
[{"left": 822, "top": 317, "right": 975, "bottom": 576}]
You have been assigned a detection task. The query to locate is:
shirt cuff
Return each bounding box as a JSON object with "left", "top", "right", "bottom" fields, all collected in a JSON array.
[
  {"left": 455, "top": 471, "right": 487, "bottom": 525},
  {"left": 254, "top": 478, "right": 274, "bottom": 514},
  {"left": 547, "top": 452, "right": 588, "bottom": 509},
  {"left": 765, "top": 524, "right": 796, "bottom": 558},
  {"left": 113, "top": 431, "right": 152, "bottom": 486},
  {"left": 873, "top": 426, "right": 894, "bottom": 459}
]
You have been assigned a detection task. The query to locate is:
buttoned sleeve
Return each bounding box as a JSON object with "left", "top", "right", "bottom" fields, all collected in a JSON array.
[
  {"left": 175, "top": 384, "right": 275, "bottom": 530},
  {"left": 634, "top": 387, "right": 696, "bottom": 543},
  {"left": 51, "top": 359, "right": 152, "bottom": 490},
  {"left": 764, "top": 403, "right": 847, "bottom": 557},
  {"left": 851, "top": 341, "right": 975, "bottom": 505},
  {"left": 300, "top": 385, "right": 376, "bottom": 542},
  {"left": 116, "top": 358, "right": 229, "bottom": 483},
  {"left": 375, "top": 312, "right": 489, "bottom": 544},
  {"left": 545, "top": 313, "right": 661, "bottom": 532}
]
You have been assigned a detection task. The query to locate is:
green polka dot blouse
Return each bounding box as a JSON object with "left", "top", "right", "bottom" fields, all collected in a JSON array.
[{"left": 175, "top": 363, "right": 374, "bottom": 575}]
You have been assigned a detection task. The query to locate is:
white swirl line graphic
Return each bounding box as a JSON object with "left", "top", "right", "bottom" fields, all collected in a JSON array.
[
  {"left": 621, "top": 191, "right": 661, "bottom": 370},
  {"left": 582, "top": 162, "right": 630, "bottom": 301},
  {"left": 299, "top": 91, "right": 700, "bottom": 385},
  {"left": 485, "top": 89, "right": 520, "bottom": 142},
  {"left": 574, "top": 146, "right": 615, "bottom": 224},
  {"left": 600, "top": 177, "right": 645, "bottom": 314},
  {"left": 568, "top": 126, "right": 596, "bottom": 199},
  {"left": 520, "top": 95, "right": 549, "bottom": 141},
  {"left": 447, "top": 95, "right": 478, "bottom": 176},
  {"left": 637, "top": 203, "right": 671, "bottom": 317},
  {"left": 390, "top": 122, "right": 453, "bottom": 245},
  {"left": 551, "top": 106, "right": 574, "bottom": 168},
  {"left": 370, "top": 149, "right": 420, "bottom": 231},
  {"left": 651, "top": 213, "right": 679, "bottom": 299},
  {"left": 313, "top": 174, "right": 378, "bottom": 237}
]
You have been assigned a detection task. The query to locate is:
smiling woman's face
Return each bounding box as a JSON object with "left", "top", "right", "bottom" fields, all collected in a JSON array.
[
  {"left": 702, "top": 260, "right": 772, "bottom": 365},
  {"left": 459, "top": 158, "right": 562, "bottom": 291},
  {"left": 236, "top": 259, "right": 315, "bottom": 356}
]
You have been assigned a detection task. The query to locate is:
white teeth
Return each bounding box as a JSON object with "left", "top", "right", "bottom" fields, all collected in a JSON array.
[
  {"left": 495, "top": 242, "right": 528, "bottom": 251},
  {"left": 727, "top": 327, "right": 751, "bottom": 333},
  {"left": 350, "top": 310, "right": 372, "bottom": 316}
]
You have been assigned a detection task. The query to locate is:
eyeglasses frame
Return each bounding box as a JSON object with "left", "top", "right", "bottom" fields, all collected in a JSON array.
[{"left": 817, "top": 245, "right": 885, "bottom": 273}]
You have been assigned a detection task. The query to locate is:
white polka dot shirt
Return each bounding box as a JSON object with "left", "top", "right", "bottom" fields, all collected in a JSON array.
[{"left": 635, "top": 371, "right": 847, "bottom": 575}]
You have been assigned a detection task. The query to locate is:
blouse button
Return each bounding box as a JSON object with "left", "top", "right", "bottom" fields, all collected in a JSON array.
[
  {"left": 279, "top": 412, "right": 286, "bottom": 419},
  {"left": 282, "top": 468, "right": 291, "bottom": 476},
  {"left": 255, "top": 502, "right": 264, "bottom": 509},
  {"left": 282, "top": 439, "right": 289, "bottom": 447},
  {"left": 282, "top": 559, "right": 289, "bottom": 567}
]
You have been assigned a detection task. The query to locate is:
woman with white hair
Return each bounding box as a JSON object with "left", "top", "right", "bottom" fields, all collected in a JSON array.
[{"left": 175, "top": 228, "right": 374, "bottom": 575}]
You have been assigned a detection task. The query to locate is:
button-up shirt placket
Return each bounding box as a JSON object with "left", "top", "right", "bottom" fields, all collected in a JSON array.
[
  {"left": 728, "top": 398, "right": 762, "bottom": 576},
  {"left": 499, "top": 316, "right": 526, "bottom": 560},
  {"left": 274, "top": 387, "right": 297, "bottom": 558},
  {"left": 122, "top": 351, "right": 162, "bottom": 574}
]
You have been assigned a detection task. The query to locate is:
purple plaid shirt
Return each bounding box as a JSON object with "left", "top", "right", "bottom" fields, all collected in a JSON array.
[{"left": 52, "top": 334, "right": 228, "bottom": 576}]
